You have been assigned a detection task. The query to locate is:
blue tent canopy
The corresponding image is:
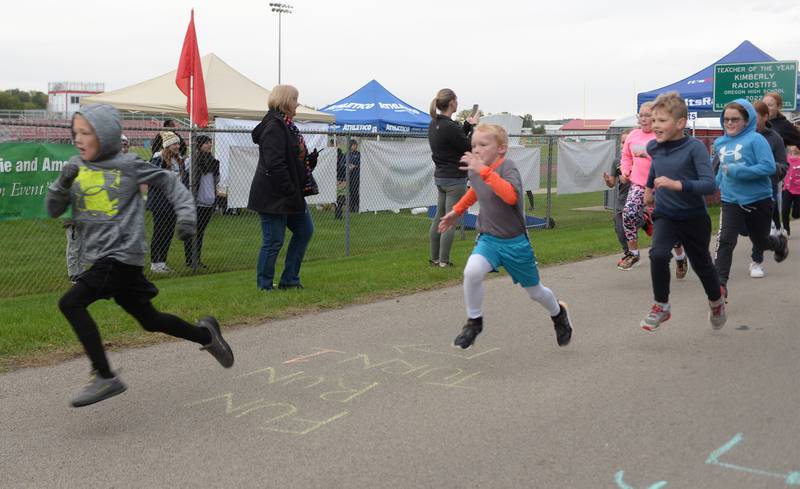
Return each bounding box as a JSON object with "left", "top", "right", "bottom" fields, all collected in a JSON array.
[
  {"left": 320, "top": 80, "right": 431, "bottom": 133},
  {"left": 637, "top": 40, "right": 799, "bottom": 115}
]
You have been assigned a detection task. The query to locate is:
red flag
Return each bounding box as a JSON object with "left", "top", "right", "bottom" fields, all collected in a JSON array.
[{"left": 176, "top": 9, "right": 208, "bottom": 127}]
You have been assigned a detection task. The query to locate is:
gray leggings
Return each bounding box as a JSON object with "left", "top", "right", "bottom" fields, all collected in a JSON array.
[{"left": 429, "top": 183, "right": 467, "bottom": 264}]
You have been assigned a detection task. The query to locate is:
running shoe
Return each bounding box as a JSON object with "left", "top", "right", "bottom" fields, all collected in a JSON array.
[
  {"left": 454, "top": 318, "right": 483, "bottom": 350},
  {"left": 618, "top": 253, "right": 640, "bottom": 270},
  {"left": 675, "top": 258, "right": 689, "bottom": 279},
  {"left": 551, "top": 301, "right": 573, "bottom": 347},
  {"left": 774, "top": 234, "right": 789, "bottom": 263},
  {"left": 617, "top": 252, "right": 632, "bottom": 268},
  {"left": 198, "top": 316, "right": 234, "bottom": 368},
  {"left": 709, "top": 297, "right": 727, "bottom": 330},
  {"left": 71, "top": 371, "right": 127, "bottom": 408},
  {"left": 749, "top": 262, "right": 765, "bottom": 278},
  {"left": 641, "top": 304, "right": 671, "bottom": 332}
]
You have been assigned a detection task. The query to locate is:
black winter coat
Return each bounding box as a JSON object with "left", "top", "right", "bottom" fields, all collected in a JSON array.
[
  {"left": 247, "top": 110, "right": 306, "bottom": 214},
  {"left": 428, "top": 115, "right": 473, "bottom": 179},
  {"left": 768, "top": 113, "right": 800, "bottom": 147}
]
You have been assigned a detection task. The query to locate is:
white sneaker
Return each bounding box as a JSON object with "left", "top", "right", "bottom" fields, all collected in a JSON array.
[
  {"left": 150, "top": 262, "right": 172, "bottom": 273},
  {"left": 770, "top": 222, "right": 779, "bottom": 237},
  {"left": 749, "top": 261, "right": 765, "bottom": 278}
]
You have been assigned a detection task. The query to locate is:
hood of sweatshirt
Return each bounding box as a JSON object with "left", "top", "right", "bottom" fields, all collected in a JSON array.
[
  {"left": 716, "top": 98, "right": 757, "bottom": 145},
  {"left": 73, "top": 104, "right": 123, "bottom": 161}
]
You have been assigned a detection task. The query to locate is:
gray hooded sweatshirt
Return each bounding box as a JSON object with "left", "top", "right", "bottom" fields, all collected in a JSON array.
[{"left": 46, "top": 104, "right": 195, "bottom": 267}]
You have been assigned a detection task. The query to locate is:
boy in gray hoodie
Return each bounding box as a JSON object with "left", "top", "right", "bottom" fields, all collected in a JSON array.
[{"left": 46, "top": 105, "right": 234, "bottom": 408}]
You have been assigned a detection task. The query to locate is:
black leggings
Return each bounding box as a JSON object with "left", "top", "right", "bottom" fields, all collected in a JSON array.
[
  {"left": 184, "top": 205, "right": 214, "bottom": 266},
  {"left": 58, "top": 261, "right": 209, "bottom": 378},
  {"left": 650, "top": 214, "right": 721, "bottom": 304},
  {"left": 715, "top": 200, "right": 781, "bottom": 285},
  {"left": 151, "top": 205, "right": 176, "bottom": 263},
  {"left": 782, "top": 190, "right": 800, "bottom": 234}
]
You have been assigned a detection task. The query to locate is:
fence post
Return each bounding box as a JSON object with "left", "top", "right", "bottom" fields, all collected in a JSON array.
[
  {"left": 545, "top": 135, "right": 554, "bottom": 228},
  {"left": 344, "top": 137, "right": 351, "bottom": 257}
]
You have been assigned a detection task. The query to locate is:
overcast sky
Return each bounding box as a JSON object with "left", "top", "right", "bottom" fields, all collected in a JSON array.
[{"left": 4, "top": 0, "right": 800, "bottom": 119}]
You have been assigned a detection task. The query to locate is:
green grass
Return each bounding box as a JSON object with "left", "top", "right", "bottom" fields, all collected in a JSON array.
[{"left": 0, "top": 191, "right": 721, "bottom": 369}]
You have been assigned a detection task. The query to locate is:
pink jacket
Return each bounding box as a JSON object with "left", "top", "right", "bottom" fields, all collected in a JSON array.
[
  {"left": 620, "top": 129, "right": 657, "bottom": 187},
  {"left": 785, "top": 154, "right": 800, "bottom": 195}
]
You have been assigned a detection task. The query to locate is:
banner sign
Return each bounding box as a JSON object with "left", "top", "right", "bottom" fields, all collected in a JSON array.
[
  {"left": 0, "top": 143, "right": 77, "bottom": 221},
  {"left": 556, "top": 139, "right": 616, "bottom": 195},
  {"left": 713, "top": 61, "right": 798, "bottom": 111}
]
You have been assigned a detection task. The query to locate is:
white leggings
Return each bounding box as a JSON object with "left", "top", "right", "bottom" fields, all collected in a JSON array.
[{"left": 463, "top": 254, "right": 561, "bottom": 319}]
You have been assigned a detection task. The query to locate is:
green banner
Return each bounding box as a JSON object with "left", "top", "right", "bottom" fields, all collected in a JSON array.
[
  {"left": 0, "top": 143, "right": 78, "bottom": 221},
  {"left": 713, "top": 61, "right": 798, "bottom": 111}
]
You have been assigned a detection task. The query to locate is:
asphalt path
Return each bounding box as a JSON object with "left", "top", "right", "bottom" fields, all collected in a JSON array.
[{"left": 2, "top": 238, "right": 798, "bottom": 489}]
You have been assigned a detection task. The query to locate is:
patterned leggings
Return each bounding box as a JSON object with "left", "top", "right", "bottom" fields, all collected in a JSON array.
[{"left": 623, "top": 184, "right": 646, "bottom": 242}]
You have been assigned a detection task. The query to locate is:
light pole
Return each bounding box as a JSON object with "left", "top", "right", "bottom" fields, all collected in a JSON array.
[{"left": 269, "top": 2, "right": 293, "bottom": 84}]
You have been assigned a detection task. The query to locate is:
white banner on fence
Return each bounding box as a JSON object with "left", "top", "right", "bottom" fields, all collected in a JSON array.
[
  {"left": 361, "top": 141, "right": 542, "bottom": 213},
  {"left": 360, "top": 139, "right": 437, "bottom": 212},
  {"left": 226, "top": 146, "right": 337, "bottom": 209},
  {"left": 556, "top": 139, "right": 615, "bottom": 195}
]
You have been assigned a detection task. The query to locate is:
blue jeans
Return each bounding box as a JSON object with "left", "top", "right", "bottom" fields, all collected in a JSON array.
[{"left": 257, "top": 205, "right": 314, "bottom": 290}]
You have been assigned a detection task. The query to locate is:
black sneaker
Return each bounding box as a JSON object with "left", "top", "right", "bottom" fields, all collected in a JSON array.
[
  {"left": 551, "top": 301, "right": 573, "bottom": 346},
  {"left": 774, "top": 234, "right": 789, "bottom": 263},
  {"left": 70, "top": 371, "right": 127, "bottom": 408},
  {"left": 278, "top": 283, "right": 304, "bottom": 290},
  {"left": 198, "top": 316, "right": 234, "bottom": 368},
  {"left": 453, "top": 318, "right": 483, "bottom": 350}
]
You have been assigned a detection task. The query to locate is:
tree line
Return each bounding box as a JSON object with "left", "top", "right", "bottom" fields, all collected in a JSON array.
[{"left": 0, "top": 89, "right": 48, "bottom": 110}]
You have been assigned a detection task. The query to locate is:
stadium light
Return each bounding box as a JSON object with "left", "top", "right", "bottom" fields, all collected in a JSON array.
[{"left": 269, "top": 3, "right": 293, "bottom": 84}]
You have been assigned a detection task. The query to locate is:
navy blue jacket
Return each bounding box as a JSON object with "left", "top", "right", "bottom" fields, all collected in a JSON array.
[{"left": 646, "top": 136, "right": 717, "bottom": 220}]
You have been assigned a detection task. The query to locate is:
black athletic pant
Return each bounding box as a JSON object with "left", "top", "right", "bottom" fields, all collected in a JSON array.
[
  {"left": 715, "top": 199, "right": 781, "bottom": 286},
  {"left": 782, "top": 190, "right": 800, "bottom": 235},
  {"left": 151, "top": 205, "right": 176, "bottom": 263},
  {"left": 650, "top": 214, "right": 721, "bottom": 304},
  {"left": 58, "top": 259, "right": 210, "bottom": 378},
  {"left": 184, "top": 205, "right": 214, "bottom": 266}
]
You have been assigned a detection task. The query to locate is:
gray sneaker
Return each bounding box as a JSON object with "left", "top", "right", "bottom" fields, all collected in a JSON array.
[
  {"left": 198, "top": 316, "right": 234, "bottom": 368},
  {"left": 640, "top": 304, "right": 671, "bottom": 332},
  {"left": 70, "top": 371, "right": 127, "bottom": 408},
  {"left": 709, "top": 297, "right": 727, "bottom": 330}
]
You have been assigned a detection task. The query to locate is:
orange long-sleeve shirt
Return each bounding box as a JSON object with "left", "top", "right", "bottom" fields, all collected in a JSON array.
[{"left": 452, "top": 157, "right": 517, "bottom": 215}]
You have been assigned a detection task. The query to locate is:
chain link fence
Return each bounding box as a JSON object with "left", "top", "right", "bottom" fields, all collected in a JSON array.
[{"left": 1, "top": 118, "right": 635, "bottom": 299}]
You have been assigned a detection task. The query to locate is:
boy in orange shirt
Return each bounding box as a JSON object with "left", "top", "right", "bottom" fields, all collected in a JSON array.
[{"left": 439, "top": 124, "right": 572, "bottom": 349}]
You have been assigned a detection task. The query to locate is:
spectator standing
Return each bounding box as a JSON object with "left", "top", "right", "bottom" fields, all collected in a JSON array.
[
  {"left": 148, "top": 132, "right": 184, "bottom": 273},
  {"left": 183, "top": 135, "right": 219, "bottom": 269},
  {"left": 428, "top": 88, "right": 479, "bottom": 268},
  {"left": 248, "top": 85, "right": 315, "bottom": 291}
]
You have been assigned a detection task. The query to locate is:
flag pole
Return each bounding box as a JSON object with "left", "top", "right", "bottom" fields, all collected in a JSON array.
[{"left": 189, "top": 70, "right": 199, "bottom": 269}]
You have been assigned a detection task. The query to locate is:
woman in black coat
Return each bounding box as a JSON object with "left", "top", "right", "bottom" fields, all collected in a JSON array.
[{"left": 248, "top": 84, "right": 314, "bottom": 291}]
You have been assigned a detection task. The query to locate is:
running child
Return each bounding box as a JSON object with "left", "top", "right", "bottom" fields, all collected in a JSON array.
[
  {"left": 782, "top": 145, "right": 800, "bottom": 236},
  {"left": 713, "top": 99, "right": 789, "bottom": 300},
  {"left": 438, "top": 124, "right": 572, "bottom": 349},
  {"left": 46, "top": 104, "right": 234, "bottom": 408},
  {"left": 640, "top": 92, "right": 726, "bottom": 331},
  {"left": 618, "top": 102, "right": 657, "bottom": 270}
]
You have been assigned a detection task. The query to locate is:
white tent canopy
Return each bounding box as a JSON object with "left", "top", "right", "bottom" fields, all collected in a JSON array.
[{"left": 81, "top": 53, "right": 334, "bottom": 123}]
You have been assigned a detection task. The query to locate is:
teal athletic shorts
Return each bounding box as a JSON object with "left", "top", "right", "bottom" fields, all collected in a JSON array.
[{"left": 471, "top": 233, "right": 540, "bottom": 287}]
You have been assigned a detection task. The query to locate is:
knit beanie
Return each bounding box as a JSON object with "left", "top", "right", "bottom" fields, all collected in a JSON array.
[{"left": 161, "top": 131, "right": 180, "bottom": 148}]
